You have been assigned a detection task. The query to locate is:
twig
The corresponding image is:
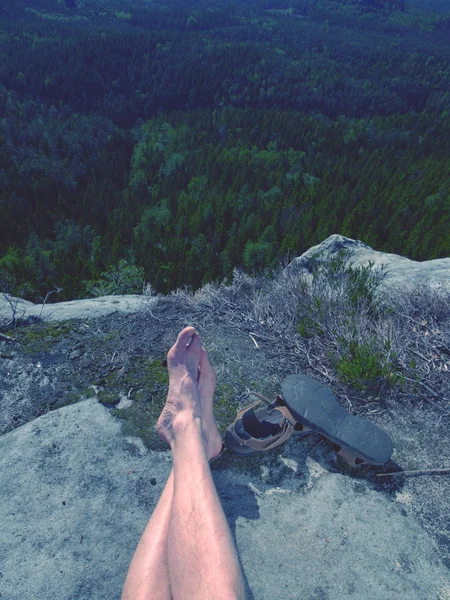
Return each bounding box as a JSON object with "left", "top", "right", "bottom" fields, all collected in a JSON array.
[
  {"left": 376, "top": 468, "right": 450, "bottom": 478},
  {"left": 402, "top": 376, "right": 449, "bottom": 413},
  {"left": 148, "top": 309, "right": 161, "bottom": 322},
  {"left": 308, "top": 439, "right": 324, "bottom": 455},
  {"left": 39, "top": 287, "right": 62, "bottom": 320},
  {"left": 248, "top": 331, "right": 273, "bottom": 341},
  {"left": 248, "top": 482, "right": 265, "bottom": 498},
  {"left": 0, "top": 332, "right": 14, "bottom": 342},
  {"left": 249, "top": 333, "right": 259, "bottom": 349},
  {"left": 248, "top": 389, "right": 272, "bottom": 405},
  {"left": 304, "top": 347, "right": 334, "bottom": 382},
  {"left": 412, "top": 349, "right": 432, "bottom": 363},
  {"left": 416, "top": 379, "right": 441, "bottom": 399},
  {"left": 342, "top": 394, "right": 353, "bottom": 411}
]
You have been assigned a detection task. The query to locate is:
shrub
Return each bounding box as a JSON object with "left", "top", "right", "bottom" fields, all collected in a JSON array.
[
  {"left": 333, "top": 338, "right": 398, "bottom": 390},
  {"left": 154, "top": 257, "right": 449, "bottom": 409},
  {"left": 293, "top": 252, "right": 402, "bottom": 388},
  {"left": 84, "top": 260, "right": 145, "bottom": 297}
]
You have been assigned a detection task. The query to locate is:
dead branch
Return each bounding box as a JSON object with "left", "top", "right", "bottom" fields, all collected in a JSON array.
[
  {"left": 0, "top": 332, "right": 15, "bottom": 342},
  {"left": 248, "top": 389, "right": 273, "bottom": 405},
  {"left": 249, "top": 333, "right": 259, "bottom": 349},
  {"left": 1, "top": 292, "right": 25, "bottom": 331},
  {"left": 39, "top": 287, "right": 63, "bottom": 320},
  {"left": 376, "top": 468, "right": 450, "bottom": 477},
  {"left": 402, "top": 375, "right": 449, "bottom": 413}
]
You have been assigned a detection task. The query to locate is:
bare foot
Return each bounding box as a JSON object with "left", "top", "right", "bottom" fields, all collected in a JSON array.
[
  {"left": 157, "top": 327, "right": 203, "bottom": 445},
  {"left": 198, "top": 347, "right": 223, "bottom": 461}
]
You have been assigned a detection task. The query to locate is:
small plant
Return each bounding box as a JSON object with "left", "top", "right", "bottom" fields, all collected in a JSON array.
[
  {"left": 84, "top": 260, "right": 145, "bottom": 297},
  {"left": 297, "top": 297, "right": 326, "bottom": 338},
  {"left": 333, "top": 338, "right": 398, "bottom": 390},
  {"left": 295, "top": 251, "right": 396, "bottom": 388},
  {"left": 308, "top": 250, "right": 387, "bottom": 315}
]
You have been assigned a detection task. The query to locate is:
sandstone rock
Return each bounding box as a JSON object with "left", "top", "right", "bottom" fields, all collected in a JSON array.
[
  {"left": 0, "top": 399, "right": 448, "bottom": 600},
  {"left": 288, "top": 234, "right": 450, "bottom": 292},
  {"left": 0, "top": 294, "right": 156, "bottom": 325}
]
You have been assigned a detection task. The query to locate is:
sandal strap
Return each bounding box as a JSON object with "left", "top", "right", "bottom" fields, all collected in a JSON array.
[
  {"left": 230, "top": 403, "right": 298, "bottom": 451},
  {"left": 336, "top": 446, "right": 365, "bottom": 466},
  {"left": 235, "top": 401, "right": 261, "bottom": 421}
]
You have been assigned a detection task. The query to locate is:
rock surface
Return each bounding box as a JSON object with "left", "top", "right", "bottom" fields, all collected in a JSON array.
[
  {"left": 1, "top": 399, "right": 448, "bottom": 600},
  {"left": 288, "top": 234, "right": 450, "bottom": 292},
  {"left": 0, "top": 236, "right": 449, "bottom": 600},
  {"left": 0, "top": 294, "right": 155, "bottom": 324}
]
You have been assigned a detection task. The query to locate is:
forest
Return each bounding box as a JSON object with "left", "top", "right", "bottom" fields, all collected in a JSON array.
[{"left": 0, "top": 0, "right": 449, "bottom": 299}]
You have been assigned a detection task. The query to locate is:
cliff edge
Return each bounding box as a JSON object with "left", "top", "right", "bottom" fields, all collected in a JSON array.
[{"left": 1, "top": 236, "right": 449, "bottom": 600}]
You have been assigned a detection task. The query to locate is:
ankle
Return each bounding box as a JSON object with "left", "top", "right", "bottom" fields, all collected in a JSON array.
[{"left": 171, "top": 412, "right": 202, "bottom": 438}]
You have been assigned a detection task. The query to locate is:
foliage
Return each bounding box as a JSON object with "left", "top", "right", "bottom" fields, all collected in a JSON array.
[
  {"left": 333, "top": 338, "right": 398, "bottom": 390},
  {"left": 295, "top": 253, "right": 401, "bottom": 389},
  {"left": 173, "top": 265, "right": 449, "bottom": 409},
  {"left": 0, "top": 0, "right": 449, "bottom": 299},
  {"left": 84, "top": 260, "right": 145, "bottom": 297},
  {"left": 297, "top": 251, "right": 386, "bottom": 336}
]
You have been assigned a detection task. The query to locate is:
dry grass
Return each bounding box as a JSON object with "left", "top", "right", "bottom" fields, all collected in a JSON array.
[{"left": 167, "top": 257, "right": 450, "bottom": 415}]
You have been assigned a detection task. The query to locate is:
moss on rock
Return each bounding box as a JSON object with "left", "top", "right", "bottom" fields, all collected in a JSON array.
[
  {"left": 98, "top": 390, "right": 120, "bottom": 407},
  {"left": 10, "top": 322, "right": 74, "bottom": 354},
  {"left": 110, "top": 358, "right": 169, "bottom": 450}
]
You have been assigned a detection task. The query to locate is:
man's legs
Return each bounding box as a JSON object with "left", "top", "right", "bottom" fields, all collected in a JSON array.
[
  {"left": 122, "top": 470, "right": 174, "bottom": 600},
  {"left": 122, "top": 327, "right": 244, "bottom": 600}
]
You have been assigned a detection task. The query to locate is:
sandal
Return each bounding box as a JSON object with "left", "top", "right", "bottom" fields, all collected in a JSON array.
[{"left": 225, "top": 374, "right": 393, "bottom": 466}]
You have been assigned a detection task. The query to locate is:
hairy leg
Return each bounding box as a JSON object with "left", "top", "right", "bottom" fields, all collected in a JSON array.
[
  {"left": 158, "top": 328, "right": 245, "bottom": 600},
  {"left": 122, "top": 328, "right": 233, "bottom": 600},
  {"left": 168, "top": 416, "right": 245, "bottom": 600},
  {"left": 122, "top": 471, "right": 173, "bottom": 600}
]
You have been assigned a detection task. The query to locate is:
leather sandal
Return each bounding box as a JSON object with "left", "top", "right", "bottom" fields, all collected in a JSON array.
[{"left": 225, "top": 374, "right": 393, "bottom": 466}]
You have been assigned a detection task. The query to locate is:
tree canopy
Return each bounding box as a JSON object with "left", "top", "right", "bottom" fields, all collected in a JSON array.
[{"left": 0, "top": 0, "right": 449, "bottom": 299}]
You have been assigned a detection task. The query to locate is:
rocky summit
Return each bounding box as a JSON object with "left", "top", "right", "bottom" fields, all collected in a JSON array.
[
  {"left": 288, "top": 234, "right": 450, "bottom": 293},
  {"left": 0, "top": 236, "right": 449, "bottom": 600}
]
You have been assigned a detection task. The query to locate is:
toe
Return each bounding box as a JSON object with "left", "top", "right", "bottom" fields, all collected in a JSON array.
[
  {"left": 199, "top": 348, "right": 216, "bottom": 383},
  {"left": 167, "top": 326, "right": 196, "bottom": 365},
  {"left": 198, "top": 348, "right": 217, "bottom": 400},
  {"left": 189, "top": 331, "right": 203, "bottom": 353},
  {"left": 177, "top": 326, "right": 196, "bottom": 347},
  {"left": 186, "top": 332, "right": 203, "bottom": 367}
]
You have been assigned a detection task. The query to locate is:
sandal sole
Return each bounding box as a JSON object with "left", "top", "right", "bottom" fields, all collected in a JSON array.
[
  {"left": 224, "top": 432, "right": 258, "bottom": 456},
  {"left": 282, "top": 374, "right": 393, "bottom": 465}
]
